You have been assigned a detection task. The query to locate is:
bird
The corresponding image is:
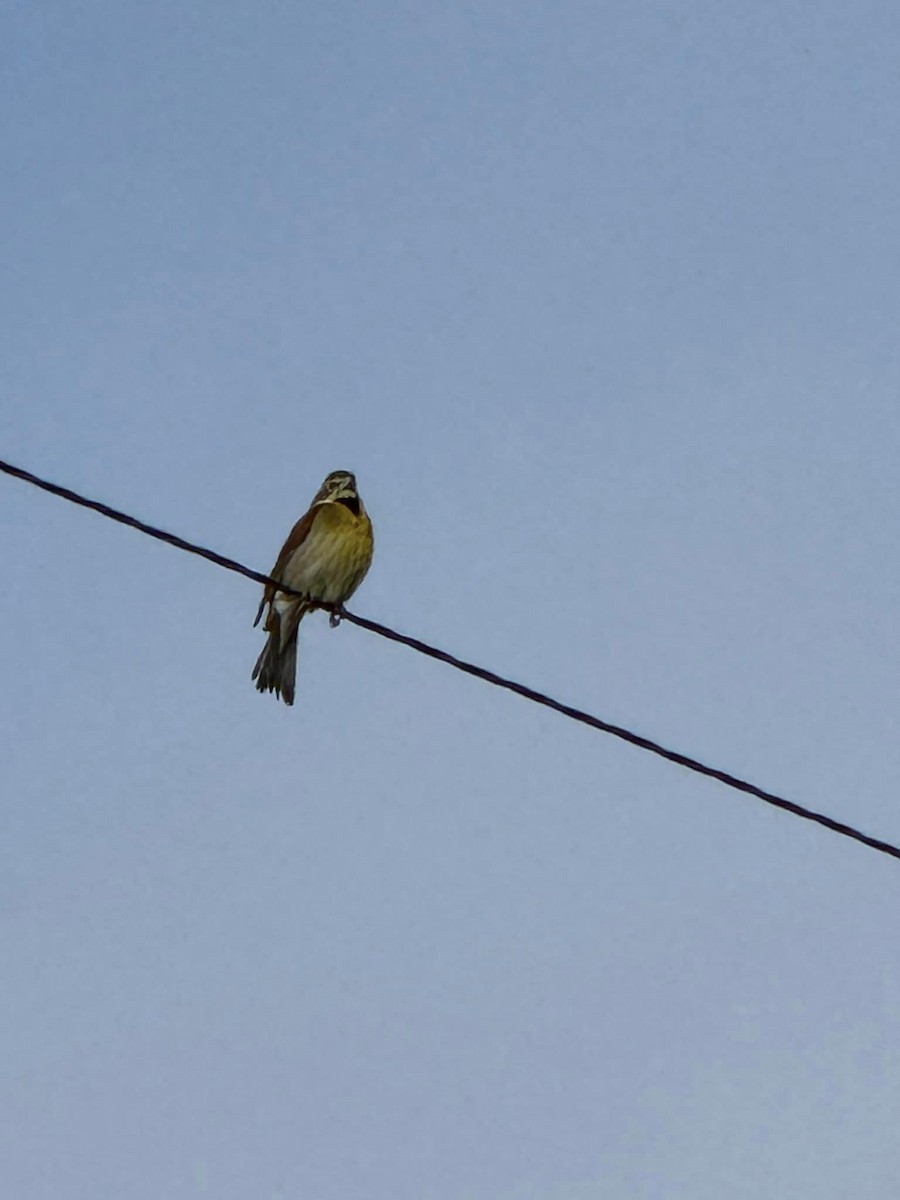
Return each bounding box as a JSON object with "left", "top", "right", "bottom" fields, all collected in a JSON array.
[{"left": 252, "top": 470, "right": 374, "bottom": 705}]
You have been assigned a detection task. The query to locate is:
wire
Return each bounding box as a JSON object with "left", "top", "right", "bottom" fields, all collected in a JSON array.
[
  {"left": 0, "top": 458, "right": 274, "bottom": 590},
  {"left": 3, "top": 454, "right": 899, "bottom": 863}
]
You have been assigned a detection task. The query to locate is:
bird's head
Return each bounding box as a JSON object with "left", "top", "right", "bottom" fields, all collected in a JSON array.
[{"left": 313, "top": 470, "right": 360, "bottom": 507}]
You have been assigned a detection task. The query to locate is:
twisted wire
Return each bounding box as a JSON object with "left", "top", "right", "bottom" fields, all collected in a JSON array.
[{"left": 3, "top": 456, "right": 898, "bottom": 863}]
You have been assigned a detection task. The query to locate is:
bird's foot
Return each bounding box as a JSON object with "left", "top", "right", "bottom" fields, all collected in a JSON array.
[{"left": 328, "top": 604, "right": 345, "bottom": 629}]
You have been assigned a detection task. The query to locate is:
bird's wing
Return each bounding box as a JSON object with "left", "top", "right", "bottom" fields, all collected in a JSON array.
[{"left": 253, "top": 505, "right": 321, "bottom": 626}]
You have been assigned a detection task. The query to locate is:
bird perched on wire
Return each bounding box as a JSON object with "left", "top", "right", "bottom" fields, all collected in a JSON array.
[{"left": 252, "top": 470, "right": 374, "bottom": 705}]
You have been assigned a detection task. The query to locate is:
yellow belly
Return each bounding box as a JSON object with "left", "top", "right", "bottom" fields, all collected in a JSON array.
[{"left": 280, "top": 502, "right": 373, "bottom": 604}]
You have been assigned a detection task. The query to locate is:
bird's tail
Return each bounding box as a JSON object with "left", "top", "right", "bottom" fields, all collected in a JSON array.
[{"left": 251, "top": 600, "right": 310, "bottom": 705}]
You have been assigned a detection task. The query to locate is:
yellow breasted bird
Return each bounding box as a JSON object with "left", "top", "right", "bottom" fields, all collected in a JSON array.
[{"left": 252, "top": 470, "right": 374, "bottom": 705}]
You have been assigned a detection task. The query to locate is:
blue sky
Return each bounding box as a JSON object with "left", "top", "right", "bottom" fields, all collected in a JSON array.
[{"left": 3, "top": 2, "right": 900, "bottom": 1197}]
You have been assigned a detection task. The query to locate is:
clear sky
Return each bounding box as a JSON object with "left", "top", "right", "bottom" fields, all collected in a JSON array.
[{"left": 3, "top": 2, "right": 900, "bottom": 1198}]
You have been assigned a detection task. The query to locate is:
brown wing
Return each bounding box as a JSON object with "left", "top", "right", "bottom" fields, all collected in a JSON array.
[{"left": 253, "top": 505, "right": 320, "bottom": 626}]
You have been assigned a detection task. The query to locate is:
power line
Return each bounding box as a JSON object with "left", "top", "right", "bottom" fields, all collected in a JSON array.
[
  {"left": 0, "top": 458, "right": 275, "bottom": 590},
  {"left": 3, "top": 454, "right": 899, "bottom": 864}
]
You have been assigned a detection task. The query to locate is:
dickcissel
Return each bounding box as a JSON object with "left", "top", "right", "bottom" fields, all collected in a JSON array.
[{"left": 252, "top": 470, "right": 374, "bottom": 705}]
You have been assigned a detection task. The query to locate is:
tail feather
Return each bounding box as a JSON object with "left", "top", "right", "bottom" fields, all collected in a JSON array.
[
  {"left": 252, "top": 631, "right": 298, "bottom": 704},
  {"left": 252, "top": 599, "right": 309, "bottom": 705}
]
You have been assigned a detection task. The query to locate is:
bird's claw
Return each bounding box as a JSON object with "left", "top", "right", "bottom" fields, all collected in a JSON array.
[{"left": 329, "top": 605, "right": 345, "bottom": 629}]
